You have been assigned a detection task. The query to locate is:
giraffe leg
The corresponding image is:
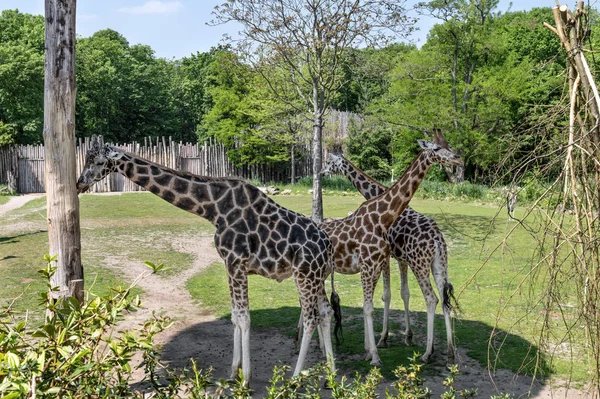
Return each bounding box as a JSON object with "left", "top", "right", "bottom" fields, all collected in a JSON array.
[
  {"left": 294, "top": 294, "right": 318, "bottom": 376},
  {"left": 294, "top": 309, "right": 303, "bottom": 353},
  {"left": 377, "top": 258, "right": 391, "bottom": 347},
  {"left": 227, "top": 269, "right": 252, "bottom": 384},
  {"left": 294, "top": 320, "right": 316, "bottom": 376},
  {"left": 240, "top": 309, "right": 252, "bottom": 382},
  {"left": 230, "top": 310, "right": 242, "bottom": 378},
  {"left": 230, "top": 307, "right": 252, "bottom": 382},
  {"left": 399, "top": 261, "right": 413, "bottom": 346},
  {"left": 431, "top": 248, "right": 455, "bottom": 365},
  {"left": 363, "top": 315, "right": 370, "bottom": 358},
  {"left": 361, "top": 271, "right": 382, "bottom": 367},
  {"left": 317, "top": 293, "right": 335, "bottom": 372},
  {"left": 415, "top": 275, "right": 438, "bottom": 363},
  {"left": 317, "top": 323, "right": 326, "bottom": 356},
  {"left": 442, "top": 299, "right": 454, "bottom": 365}
]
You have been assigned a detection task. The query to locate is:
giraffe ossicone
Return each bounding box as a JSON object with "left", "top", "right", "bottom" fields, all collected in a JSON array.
[
  {"left": 317, "top": 129, "right": 461, "bottom": 366},
  {"left": 76, "top": 135, "right": 342, "bottom": 385},
  {"left": 322, "top": 143, "right": 456, "bottom": 364}
]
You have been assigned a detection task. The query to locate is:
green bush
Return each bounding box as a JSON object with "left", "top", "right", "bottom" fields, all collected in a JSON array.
[
  {"left": 294, "top": 176, "right": 358, "bottom": 192},
  {"left": 452, "top": 182, "right": 488, "bottom": 200},
  {"left": 418, "top": 181, "right": 495, "bottom": 203},
  {"left": 0, "top": 256, "right": 505, "bottom": 398},
  {"left": 0, "top": 256, "right": 243, "bottom": 399}
]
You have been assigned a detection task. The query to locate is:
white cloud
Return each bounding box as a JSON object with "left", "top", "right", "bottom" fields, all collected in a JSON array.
[{"left": 118, "top": 1, "right": 184, "bottom": 15}]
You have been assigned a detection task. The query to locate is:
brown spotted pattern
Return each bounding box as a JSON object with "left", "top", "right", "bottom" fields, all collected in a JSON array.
[
  {"left": 323, "top": 151, "right": 455, "bottom": 364},
  {"left": 76, "top": 137, "right": 339, "bottom": 385},
  {"left": 318, "top": 129, "right": 462, "bottom": 366}
]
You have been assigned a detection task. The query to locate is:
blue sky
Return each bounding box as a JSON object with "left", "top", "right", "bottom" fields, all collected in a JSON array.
[{"left": 1, "top": 0, "right": 570, "bottom": 59}]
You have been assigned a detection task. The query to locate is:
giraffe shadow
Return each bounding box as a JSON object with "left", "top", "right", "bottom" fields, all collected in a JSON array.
[
  {"left": 157, "top": 306, "right": 549, "bottom": 397},
  {"left": 0, "top": 230, "right": 47, "bottom": 246}
]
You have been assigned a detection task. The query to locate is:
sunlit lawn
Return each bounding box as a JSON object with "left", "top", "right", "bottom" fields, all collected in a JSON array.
[
  {"left": 0, "top": 191, "right": 586, "bottom": 382},
  {"left": 189, "top": 193, "right": 586, "bottom": 381}
]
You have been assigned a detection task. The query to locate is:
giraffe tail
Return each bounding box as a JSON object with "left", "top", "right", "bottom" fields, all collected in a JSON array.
[
  {"left": 330, "top": 268, "right": 343, "bottom": 346},
  {"left": 434, "top": 241, "right": 460, "bottom": 314},
  {"left": 442, "top": 281, "right": 459, "bottom": 313}
]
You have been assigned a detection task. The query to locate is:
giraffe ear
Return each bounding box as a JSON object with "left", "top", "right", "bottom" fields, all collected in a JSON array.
[
  {"left": 105, "top": 146, "right": 123, "bottom": 160},
  {"left": 417, "top": 140, "right": 441, "bottom": 151},
  {"left": 417, "top": 139, "right": 431, "bottom": 149},
  {"left": 91, "top": 135, "right": 101, "bottom": 151}
]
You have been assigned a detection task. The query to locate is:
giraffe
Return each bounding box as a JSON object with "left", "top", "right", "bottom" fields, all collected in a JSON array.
[
  {"left": 316, "top": 129, "right": 462, "bottom": 367},
  {"left": 507, "top": 187, "right": 517, "bottom": 220},
  {"left": 322, "top": 150, "right": 455, "bottom": 364},
  {"left": 76, "top": 136, "right": 341, "bottom": 385}
]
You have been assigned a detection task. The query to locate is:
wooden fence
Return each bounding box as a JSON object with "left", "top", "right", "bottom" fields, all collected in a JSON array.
[{"left": 0, "top": 137, "right": 313, "bottom": 194}]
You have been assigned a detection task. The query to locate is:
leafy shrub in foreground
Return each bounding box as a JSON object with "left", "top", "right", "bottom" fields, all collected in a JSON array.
[{"left": 0, "top": 256, "right": 506, "bottom": 398}]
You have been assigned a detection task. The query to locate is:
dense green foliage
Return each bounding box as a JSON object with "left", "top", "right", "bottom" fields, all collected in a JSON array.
[
  {"left": 0, "top": 4, "right": 597, "bottom": 182},
  {"left": 0, "top": 10, "right": 44, "bottom": 145}
]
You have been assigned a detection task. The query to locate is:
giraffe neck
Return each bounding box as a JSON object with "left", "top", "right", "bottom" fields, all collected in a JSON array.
[
  {"left": 340, "top": 158, "right": 386, "bottom": 200},
  {"left": 360, "top": 151, "right": 432, "bottom": 230},
  {"left": 112, "top": 152, "right": 227, "bottom": 225}
]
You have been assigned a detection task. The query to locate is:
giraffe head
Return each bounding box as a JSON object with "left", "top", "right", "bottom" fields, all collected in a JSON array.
[
  {"left": 76, "top": 136, "right": 124, "bottom": 193},
  {"left": 320, "top": 153, "right": 346, "bottom": 176},
  {"left": 417, "top": 129, "right": 463, "bottom": 166}
]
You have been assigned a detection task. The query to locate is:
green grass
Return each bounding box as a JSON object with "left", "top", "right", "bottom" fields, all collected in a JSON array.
[
  {"left": 0, "top": 193, "right": 213, "bottom": 318},
  {"left": 187, "top": 194, "right": 587, "bottom": 382},
  {"left": 0, "top": 191, "right": 586, "bottom": 383},
  {"left": 0, "top": 184, "right": 15, "bottom": 203}
]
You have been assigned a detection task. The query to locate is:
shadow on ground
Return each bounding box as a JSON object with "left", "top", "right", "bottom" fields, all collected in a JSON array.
[{"left": 159, "top": 306, "right": 550, "bottom": 398}]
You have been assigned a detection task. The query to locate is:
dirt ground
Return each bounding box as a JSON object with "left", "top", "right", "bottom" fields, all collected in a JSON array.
[{"left": 0, "top": 195, "right": 593, "bottom": 398}]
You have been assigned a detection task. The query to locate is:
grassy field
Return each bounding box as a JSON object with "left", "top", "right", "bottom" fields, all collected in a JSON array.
[
  {"left": 0, "top": 191, "right": 585, "bottom": 383},
  {"left": 187, "top": 194, "right": 585, "bottom": 382}
]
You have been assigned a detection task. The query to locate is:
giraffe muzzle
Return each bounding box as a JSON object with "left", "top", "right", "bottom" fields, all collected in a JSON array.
[{"left": 76, "top": 181, "right": 90, "bottom": 194}]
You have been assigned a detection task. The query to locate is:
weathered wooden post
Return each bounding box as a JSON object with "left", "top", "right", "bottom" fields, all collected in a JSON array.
[
  {"left": 544, "top": 2, "right": 600, "bottom": 391},
  {"left": 43, "top": 0, "right": 83, "bottom": 302}
]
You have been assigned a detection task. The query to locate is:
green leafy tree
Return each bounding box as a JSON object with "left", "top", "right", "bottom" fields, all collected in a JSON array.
[
  {"left": 76, "top": 30, "right": 182, "bottom": 143},
  {"left": 171, "top": 51, "right": 215, "bottom": 143},
  {"left": 0, "top": 10, "right": 44, "bottom": 145},
  {"left": 120, "top": 44, "right": 179, "bottom": 141},
  {"left": 212, "top": 0, "right": 414, "bottom": 222},
  {"left": 202, "top": 50, "right": 298, "bottom": 167},
  {"left": 334, "top": 44, "right": 413, "bottom": 113},
  {"left": 76, "top": 29, "right": 129, "bottom": 141},
  {"left": 371, "top": 4, "right": 563, "bottom": 183}
]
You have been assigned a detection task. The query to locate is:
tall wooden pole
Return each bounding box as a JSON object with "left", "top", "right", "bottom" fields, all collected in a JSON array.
[{"left": 43, "top": 0, "right": 83, "bottom": 302}]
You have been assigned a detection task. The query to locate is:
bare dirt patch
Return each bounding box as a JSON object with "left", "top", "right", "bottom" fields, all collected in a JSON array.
[{"left": 111, "top": 234, "right": 591, "bottom": 398}]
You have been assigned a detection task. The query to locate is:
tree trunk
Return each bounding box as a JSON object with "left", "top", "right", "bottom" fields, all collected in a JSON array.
[
  {"left": 311, "top": 83, "right": 324, "bottom": 224},
  {"left": 290, "top": 142, "right": 296, "bottom": 185},
  {"left": 43, "top": 0, "right": 83, "bottom": 302},
  {"left": 451, "top": 35, "right": 459, "bottom": 129}
]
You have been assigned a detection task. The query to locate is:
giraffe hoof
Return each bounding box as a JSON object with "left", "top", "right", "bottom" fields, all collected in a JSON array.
[
  {"left": 370, "top": 358, "right": 383, "bottom": 367},
  {"left": 377, "top": 339, "right": 388, "bottom": 348},
  {"left": 420, "top": 354, "right": 432, "bottom": 363}
]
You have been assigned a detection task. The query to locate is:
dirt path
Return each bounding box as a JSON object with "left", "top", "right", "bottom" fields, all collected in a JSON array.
[
  {"left": 1, "top": 196, "right": 591, "bottom": 398},
  {"left": 0, "top": 194, "right": 44, "bottom": 217}
]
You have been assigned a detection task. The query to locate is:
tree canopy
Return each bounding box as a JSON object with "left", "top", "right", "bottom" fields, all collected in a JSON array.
[{"left": 0, "top": 4, "right": 595, "bottom": 185}]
